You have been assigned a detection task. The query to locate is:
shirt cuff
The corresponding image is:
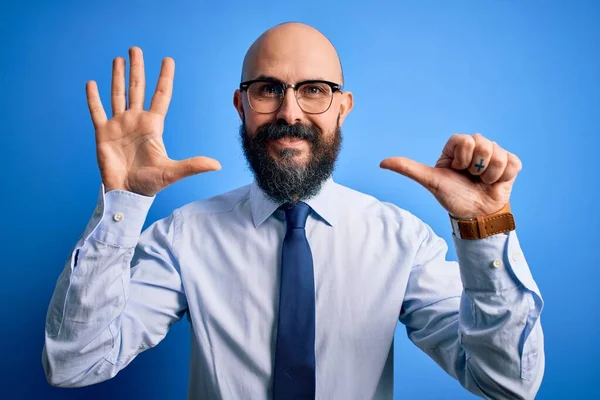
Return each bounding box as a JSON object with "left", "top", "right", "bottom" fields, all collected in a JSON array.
[
  {"left": 453, "top": 230, "right": 541, "bottom": 298},
  {"left": 81, "top": 183, "right": 156, "bottom": 248}
]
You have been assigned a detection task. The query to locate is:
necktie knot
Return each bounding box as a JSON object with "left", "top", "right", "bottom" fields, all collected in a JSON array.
[{"left": 282, "top": 201, "right": 311, "bottom": 230}]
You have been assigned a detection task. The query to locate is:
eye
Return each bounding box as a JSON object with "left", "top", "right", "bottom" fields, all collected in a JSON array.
[
  {"left": 299, "top": 83, "right": 330, "bottom": 98},
  {"left": 257, "top": 83, "right": 282, "bottom": 97}
]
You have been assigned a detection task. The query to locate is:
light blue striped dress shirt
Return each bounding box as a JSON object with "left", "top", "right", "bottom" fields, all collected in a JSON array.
[{"left": 42, "top": 176, "right": 544, "bottom": 399}]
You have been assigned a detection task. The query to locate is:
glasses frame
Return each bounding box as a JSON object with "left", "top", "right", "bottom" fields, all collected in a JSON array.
[{"left": 239, "top": 78, "right": 344, "bottom": 115}]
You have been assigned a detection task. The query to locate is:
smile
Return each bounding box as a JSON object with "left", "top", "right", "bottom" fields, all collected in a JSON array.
[{"left": 270, "top": 137, "right": 306, "bottom": 148}]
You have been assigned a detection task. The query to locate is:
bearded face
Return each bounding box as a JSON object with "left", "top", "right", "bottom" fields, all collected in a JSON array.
[{"left": 239, "top": 116, "right": 342, "bottom": 204}]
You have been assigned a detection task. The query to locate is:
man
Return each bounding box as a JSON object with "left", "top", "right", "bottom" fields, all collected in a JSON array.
[{"left": 42, "top": 22, "right": 544, "bottom": 399}]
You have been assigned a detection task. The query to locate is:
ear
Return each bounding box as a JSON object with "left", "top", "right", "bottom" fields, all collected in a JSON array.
[
  {"left": 233, "top": 89, "right": 244, "bottom": 120},
  {"left": 337, "top": 90, "right": 354, "bottom": 126}
]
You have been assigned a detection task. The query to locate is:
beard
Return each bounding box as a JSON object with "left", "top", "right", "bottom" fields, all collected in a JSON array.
[{"left": 239, "top": 116, "right": 342, "bottom": 205}]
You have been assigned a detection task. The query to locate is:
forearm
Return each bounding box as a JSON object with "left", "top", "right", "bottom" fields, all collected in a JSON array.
[
  {"left": 42, "top": 185, "right": 154, "bottom": 387},
  {"left": 401, "top": 215, "right": 545, "bottom": 399},
  {"left": 454, "top": 231, "right": 545, "bottom": 399}
]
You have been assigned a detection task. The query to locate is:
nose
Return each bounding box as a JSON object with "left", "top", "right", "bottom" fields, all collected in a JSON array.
[{"left": 275, "top": 87, "right": 303, "bottom": 125}]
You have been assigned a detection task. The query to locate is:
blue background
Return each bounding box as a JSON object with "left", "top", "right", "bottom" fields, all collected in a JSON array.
[{"left": 1, "top": 0, "right": 598, "bottom": 399}]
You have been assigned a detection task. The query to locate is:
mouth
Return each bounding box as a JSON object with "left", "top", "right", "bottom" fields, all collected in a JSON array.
[{"left": 270, "top": 137, "right": 306, "bottom": 149}]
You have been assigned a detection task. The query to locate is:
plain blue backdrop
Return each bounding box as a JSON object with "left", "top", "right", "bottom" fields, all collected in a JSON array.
[{"left": 1, "top": 0, "right": 598, "bottom": 399}]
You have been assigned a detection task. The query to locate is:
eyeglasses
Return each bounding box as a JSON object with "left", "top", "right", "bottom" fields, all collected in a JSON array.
[{"left": 239, "top": 78, "right": 343, "bottom": 114}]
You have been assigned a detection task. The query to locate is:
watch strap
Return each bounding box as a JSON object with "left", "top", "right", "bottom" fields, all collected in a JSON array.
[{"left": 450, "top": 203, "right": 515, "bottom": 240}]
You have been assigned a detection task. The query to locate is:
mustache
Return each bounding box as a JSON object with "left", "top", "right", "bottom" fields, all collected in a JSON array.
[{"left": 254, "top": 120, "right": 319, "bottom": 143}]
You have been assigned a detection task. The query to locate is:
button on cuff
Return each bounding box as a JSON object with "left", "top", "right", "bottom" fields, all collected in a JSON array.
[{"left": 113, "top": 212, "right": 124, "bottom": 222}]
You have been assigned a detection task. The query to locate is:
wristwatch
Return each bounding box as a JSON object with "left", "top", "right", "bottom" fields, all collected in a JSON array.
[{"left": 449, "top": 203, "right": 515, "bottom": 240}]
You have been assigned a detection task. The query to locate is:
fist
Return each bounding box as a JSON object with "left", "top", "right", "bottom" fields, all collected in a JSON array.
[{"left": 380, "top": 133, "right": 523, "bottom": 219}]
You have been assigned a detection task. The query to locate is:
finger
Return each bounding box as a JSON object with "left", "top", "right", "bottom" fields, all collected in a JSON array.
[
  {"left": 468, "top": 133, "right": 494, "bottom": 176},
  {"left": 380, "top": 157, "right": 440, "bottom": 193},
  {"left": 498, "top": 152, "right": 522, "bottom": 182},
  {"left": 442, "top": 134, "right": 475, "bottom": 170},
  {"left": 85, "top": 80, "right": 107, "bottom": 129},
  {"left": 128, "top": 46, "right": 146, "bottom": 110},
  {"left": 164, "top": 156, "right": 222, "bottom": 185},
  {"left": 480, "top": 142, "right": 508, "bottom": 184},
  {"left": 111, "top": 57, "right": 126, "bottom": 116},
  {"left": 149, "top": 57, "right": 175, "bottom": 116}
]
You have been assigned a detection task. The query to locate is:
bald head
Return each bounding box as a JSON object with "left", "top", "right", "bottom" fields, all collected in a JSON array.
[
  {"left": 241, "top": 22, "right": 344, "bottom": 86},
  {"left": 234, "top": 23, "right": 354, "bottom": 203}
]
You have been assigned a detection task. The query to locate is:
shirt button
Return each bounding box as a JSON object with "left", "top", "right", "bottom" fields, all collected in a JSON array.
[
  {"left": 113, "top": 212, "right": 124, "bottom": 222},
  {"left": 492, "top": 259, "right": 503, "bottom": 268},
  {"left": 511, "top": 251, "right": 522, "bottom": 262}
]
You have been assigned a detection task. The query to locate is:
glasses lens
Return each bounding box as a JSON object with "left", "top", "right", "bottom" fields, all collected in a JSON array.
[
  {"left": 246, "top": 81, "right": 335, "bottom": 114},
  {"left": 247, "top": 82, "right": 283, "bottom": 113},
  {"left": 297, "top": 82, "right": 333, "bottom": 114}
]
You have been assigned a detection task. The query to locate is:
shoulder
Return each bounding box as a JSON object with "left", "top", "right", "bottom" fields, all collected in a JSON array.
[
  {"left": 329, "top": 183, "right": 443, "bottom": 258},
  {"left": 173, "top": 183, "right": 252, "bottom": 219},
  {"left": 334, "top": 181, "right": 421, "bottom": 226},
  {"left": 334, "top": 182, "right": 439, "bottom": 246}
]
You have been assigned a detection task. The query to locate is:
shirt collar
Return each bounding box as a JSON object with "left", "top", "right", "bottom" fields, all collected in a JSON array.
[{"left": 249, "top": 175, "right": 339, "bottom": 228}]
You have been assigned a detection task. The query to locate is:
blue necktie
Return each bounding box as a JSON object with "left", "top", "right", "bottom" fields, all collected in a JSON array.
[{"left": 273, "top": 201, "right": 316, "bottom": 399}]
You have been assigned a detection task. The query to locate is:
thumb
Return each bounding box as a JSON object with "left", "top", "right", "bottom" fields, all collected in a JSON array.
[
  {"left": 167, "top": 156, "right": 222, "bottom": 184},
  {"left": 380, "top": 157, "right": 438, "bottom": 192}
]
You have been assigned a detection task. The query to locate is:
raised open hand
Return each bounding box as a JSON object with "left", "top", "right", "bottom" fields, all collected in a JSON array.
[{"left": 85, "top": 46, "right": 221, "bottom": 197}]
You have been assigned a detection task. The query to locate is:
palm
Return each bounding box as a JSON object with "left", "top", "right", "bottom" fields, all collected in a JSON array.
[
  {"left": 96, "top": 110, "right": 170, "bottom": 196},
  {"left": 430, "top": 155, "right": 513, "bottom": 218},
  {"left": 86, "top": 47, "right": 220, "bottom": 197}
]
